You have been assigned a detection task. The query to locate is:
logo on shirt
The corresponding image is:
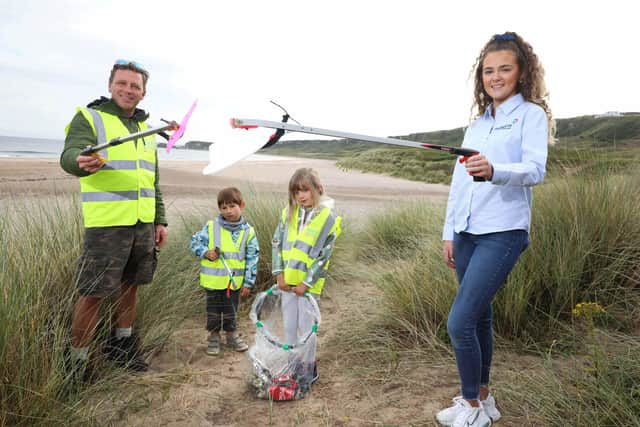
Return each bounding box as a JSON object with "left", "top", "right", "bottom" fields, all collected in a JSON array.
[{"left": 494, "top": 118, "right": 519, "bottom": 131}]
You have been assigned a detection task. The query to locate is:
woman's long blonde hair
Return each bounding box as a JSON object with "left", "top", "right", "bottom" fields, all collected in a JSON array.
[
  {"left": 287, "top": 168, "right": 324, "bottom": 221},
  {"left": 471, "top": 31, "right": 555, "bottom": 144}
]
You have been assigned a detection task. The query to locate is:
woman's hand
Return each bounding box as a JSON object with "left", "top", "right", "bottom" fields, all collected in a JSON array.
[
  {"left": 443, "top": 240, "right": 455, "bottom": 269},
  {"left": 204, "top": 249, "right": 218, "bottom": 261},
  {"left": 240, "top": 287, "right": 251, "bottom": 298},
  {"left": 465, "top": 154, "right": 494, "bottom": 180}
]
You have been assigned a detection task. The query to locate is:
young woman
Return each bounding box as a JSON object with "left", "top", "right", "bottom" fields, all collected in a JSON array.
[{"left": 437, "top": 32, "right": 555, "bottom": 427}]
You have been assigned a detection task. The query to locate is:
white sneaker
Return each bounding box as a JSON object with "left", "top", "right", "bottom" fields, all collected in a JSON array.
[
  {"left": 436, "top": 397, "right": 493, "bottom": 427},
  {"left": 451, "top": 402, "right": 492, "bottom": 427},
  {"left": 481, "top": 394, "right": 501, "bottom": 423},
  {"left": 436, "top": 396, "right": 467, "bottom": 426}
]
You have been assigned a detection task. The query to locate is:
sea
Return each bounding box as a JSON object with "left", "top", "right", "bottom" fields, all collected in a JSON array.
[{"left": 0, "top": 135, "right": 284, "bottom": 162}]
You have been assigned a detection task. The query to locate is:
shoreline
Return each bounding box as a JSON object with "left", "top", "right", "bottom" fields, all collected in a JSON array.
[{"left": 0, "top": 157, "right": 449, "bottom": 218}]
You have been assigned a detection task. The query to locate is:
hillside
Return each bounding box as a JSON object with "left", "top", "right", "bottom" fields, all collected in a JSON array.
[{"left": 260, "top": 113, "right": 640, "bottom": 183}]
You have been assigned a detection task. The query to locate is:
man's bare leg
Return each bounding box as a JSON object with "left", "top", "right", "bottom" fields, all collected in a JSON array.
[
  {"left": 71, "top": 295, "right": 101, "bottom": 348},
  {"left": 116, "top": 283, "right": 138, "bottom": 328}
]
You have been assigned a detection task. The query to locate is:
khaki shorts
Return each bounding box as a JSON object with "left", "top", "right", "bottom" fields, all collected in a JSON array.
[{"left": 76, "top": 222, "right": 158, "bottom": 298}]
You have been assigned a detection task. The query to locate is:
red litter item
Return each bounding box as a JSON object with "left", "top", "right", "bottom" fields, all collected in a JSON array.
[{"left": 268, "top": 374, "right": 299, "bottom": 401}]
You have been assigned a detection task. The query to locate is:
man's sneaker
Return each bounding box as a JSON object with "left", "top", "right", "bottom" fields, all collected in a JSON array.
[
  {"left": 63, "top": 349, "right": 95, "bottom": 384},
  {"left": 206, "top": 334, "right": 221, "bottom": 356},
  {"left": 226, "top": 334, "right": 249, "bottom": 352},
  {"left": 104, "top": 335, "right": 149, "bottom": 372},
  {"left": 481, "top": 394, "right": 501, "bottom": 423},
  {"left": 436, "top": 397, "right": 492, "bottom": 427}
]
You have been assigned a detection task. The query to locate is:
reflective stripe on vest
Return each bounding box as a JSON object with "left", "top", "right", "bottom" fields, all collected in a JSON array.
[
  {"left": 200, "top": 218, "right": 254, "bottom": 290},
  {"left": 71, "top": 108, "right": 157, "bottom": 227},
  {"left": 281, "top": 206, "right": 341, "bottom": 295}
]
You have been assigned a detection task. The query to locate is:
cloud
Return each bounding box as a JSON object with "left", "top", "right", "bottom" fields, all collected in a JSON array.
[{"left": 1, "top": 0, "right": 639, "bottom": 140}]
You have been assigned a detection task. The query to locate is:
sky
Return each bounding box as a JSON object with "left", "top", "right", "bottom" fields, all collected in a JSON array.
[{"left": 1, "top": 0, "right": 638, "bottom": 143}]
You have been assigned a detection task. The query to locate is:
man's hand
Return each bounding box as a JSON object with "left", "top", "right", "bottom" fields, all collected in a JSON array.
[
  {"left": 155, "top": 224, "right": 168, "bottom": 248},
  {"left": 77, "top": 152, "right": 105, "bottom": 173},
  {"left": 443, "top": 240, "right": 455, "bottom": 269}
]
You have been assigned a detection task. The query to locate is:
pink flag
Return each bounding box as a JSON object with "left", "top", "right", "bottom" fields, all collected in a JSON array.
[{"left": 166, "top": 99, "right": 198, "bottom": 153}]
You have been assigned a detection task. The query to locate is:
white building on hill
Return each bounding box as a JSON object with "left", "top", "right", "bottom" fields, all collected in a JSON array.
[{"left": 594, "top": 111, "right": 622, "bottom": 118}]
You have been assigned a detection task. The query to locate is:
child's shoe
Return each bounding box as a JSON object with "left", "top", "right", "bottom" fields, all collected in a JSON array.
[
  {"left": 206, "top": 334, "right": 221, "bottom": 356},
  {"left": 227, "top": 334, "right": 249, "bottom": 352},
  {"left": 311, "top": 362, "right": 319, "bottom": 384}
]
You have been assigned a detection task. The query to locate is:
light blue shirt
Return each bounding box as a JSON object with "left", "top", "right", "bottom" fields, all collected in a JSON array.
[{"left": 443, "top": 93, "right": 548, "bottom": 240}]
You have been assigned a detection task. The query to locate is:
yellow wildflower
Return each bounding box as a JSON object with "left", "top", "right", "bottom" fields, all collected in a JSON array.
[{"left": 572, "top": 302, "right": 606, "bottom": 317}]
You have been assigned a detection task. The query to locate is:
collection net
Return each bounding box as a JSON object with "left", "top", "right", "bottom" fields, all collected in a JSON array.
[{"left": 247, "top": 286, "right": 321, "bottom": 400}]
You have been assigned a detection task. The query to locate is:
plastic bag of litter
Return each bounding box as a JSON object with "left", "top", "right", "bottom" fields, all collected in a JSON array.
[{"left": 247, "top": 285, "right": 321, "bottom": 400}]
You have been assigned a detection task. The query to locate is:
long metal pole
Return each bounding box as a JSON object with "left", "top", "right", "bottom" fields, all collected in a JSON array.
[
  {"left": 230, "top": 117, "right": 483, "bottom": 180},
  {"left": 80, "top": 122, "right": 177, "bottom": 155}
]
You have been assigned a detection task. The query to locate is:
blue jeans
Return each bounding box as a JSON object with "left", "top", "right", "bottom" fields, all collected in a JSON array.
[{"left": 447, "top": 230, "right": 529, "bottom": 400}]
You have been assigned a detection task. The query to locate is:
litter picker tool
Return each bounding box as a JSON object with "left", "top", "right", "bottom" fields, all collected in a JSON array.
[
  {"left": 229, "top": 115, "right": 485, "bottom": 181},
  {"left": 215, "top": 247, "right": 238, "bottom": 298},
  {"left": 80, "top": 100, "right": 198, "bottom": 156}
]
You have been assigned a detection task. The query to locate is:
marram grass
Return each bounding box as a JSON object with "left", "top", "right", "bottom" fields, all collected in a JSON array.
[
  {"left": 340, "top": 163, "right": 639, "bottom": 426},
  {"left": 0, "top": 191, "right": 301, "bottom": 425}
]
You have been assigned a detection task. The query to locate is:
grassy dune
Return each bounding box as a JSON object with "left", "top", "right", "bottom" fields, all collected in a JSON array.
[
  {"left": 263, "top": 114, "right": 640, "bottom": 184},
  {"left": 347, "top": 164, "right": 640, "bottom": 425},
  {"left": 1, "top": 161, "right": 639, "bottom": 425}
]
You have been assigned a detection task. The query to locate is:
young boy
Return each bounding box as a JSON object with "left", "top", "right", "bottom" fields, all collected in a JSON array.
[{"left": 190, "top": 187, "right": 259, "bottom": 355}]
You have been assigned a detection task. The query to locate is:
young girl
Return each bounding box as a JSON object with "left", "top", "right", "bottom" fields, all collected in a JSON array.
[
  {"left": 271, "top": 168, "right": 342, "bottom": 382},
  {"left": 437, "top": 32, "right": 554, "bottom": 427}
]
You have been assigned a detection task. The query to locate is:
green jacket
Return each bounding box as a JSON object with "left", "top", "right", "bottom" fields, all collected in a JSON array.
[{"left": 60, "top": 97, "right": 167, "bottom": 226}]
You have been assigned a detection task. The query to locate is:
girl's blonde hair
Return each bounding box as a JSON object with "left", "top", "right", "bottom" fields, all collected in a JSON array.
[
  {"left": 471, "top": 31, "right": 556, "bottom": 145},
  {"left": 287, "top": 168, "right": 324, "bottom": 220}
]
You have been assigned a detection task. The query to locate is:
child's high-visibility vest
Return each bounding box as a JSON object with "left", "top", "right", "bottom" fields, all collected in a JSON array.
[
  {"left": 200, "top": 218, "right": 254, "bottom": 290},
  {"left": 281, "top": 207, "right": 342, "bottom": 295}
]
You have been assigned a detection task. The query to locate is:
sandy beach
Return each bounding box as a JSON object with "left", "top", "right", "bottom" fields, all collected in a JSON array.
[
  {"left": 0, "top": 156, "right": 450, "bottom": 218},
  {"left": 1, "top": 155, "right": 455, "bottom": 425}
]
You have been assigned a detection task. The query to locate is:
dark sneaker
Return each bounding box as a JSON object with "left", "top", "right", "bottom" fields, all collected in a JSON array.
[
  {"left": 226, "top": 334, "right": 249, "bottom": 352},
  {"left": 206, "top": 334, "right": 221, "bottom": 356},
  {"left": 63, "top": 349, "right": 96, "bottom": 384},
  {"left": 104, "top": 335, "right": 149, "bottom": 372}
]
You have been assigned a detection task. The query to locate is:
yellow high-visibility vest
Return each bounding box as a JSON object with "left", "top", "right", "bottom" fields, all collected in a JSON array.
[
  {"left": 281, "top": 207, "right": 342, "bottom": 295},
  {"left": 200, "top": 219, "right": 255, "bottom": 290},
  {"left": 67, "top": 108, "right": 157, "bottom": 228}
]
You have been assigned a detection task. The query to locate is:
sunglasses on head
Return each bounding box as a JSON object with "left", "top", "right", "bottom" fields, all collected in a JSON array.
[{"left": 113, "top": 59, "right": 148, "bottom": 75}]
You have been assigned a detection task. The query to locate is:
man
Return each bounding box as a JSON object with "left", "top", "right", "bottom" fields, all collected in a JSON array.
[{"left": 60, "top": 60, "right": 169, "bottom": 375}]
